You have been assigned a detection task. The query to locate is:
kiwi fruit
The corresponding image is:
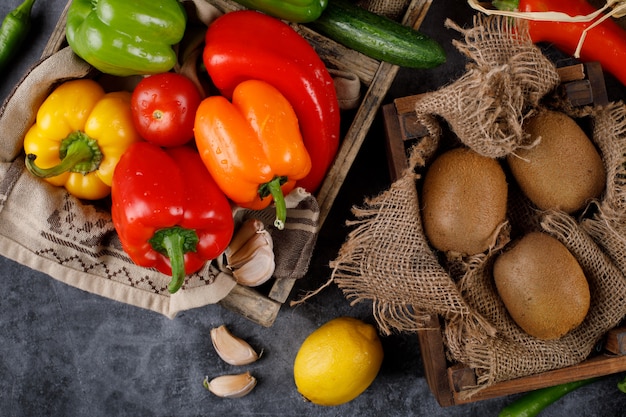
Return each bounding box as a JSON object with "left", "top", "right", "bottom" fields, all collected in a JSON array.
[
  {"left": 493, "top": 231, "right": 591, "bottom": 340},
  {"left": 507, "top": 110, "right": 605, "bottom": 213},
  {"left": 421, "top": 147, "right": 508, "bottom": 256}
]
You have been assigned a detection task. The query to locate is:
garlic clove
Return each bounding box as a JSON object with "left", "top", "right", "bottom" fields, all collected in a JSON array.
[
  {"left": 211, "top": 325, "right": 259, "bottom": 366},
  {"left": 203, "top": 372, "right": 257, "bottom": 398},
  {"left": 225, "top": 219, "right": 266, "bottom": 259},
  {"left": 232, "top": 243, "right": 275, "bottom": 287},
  {"left": 227, "top": 231, "right": 273, "bottom": 269}
]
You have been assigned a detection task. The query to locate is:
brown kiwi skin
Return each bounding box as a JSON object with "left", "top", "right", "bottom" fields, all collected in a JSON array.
[
  {"left": 507, "top": 110, "right": 606, "bottom": 214},
  {"left": 421, "top": 147, "right": 508, "bottom": 256},
  {"left": 493, "top": 231, "right": 591, "bottom": 340}
]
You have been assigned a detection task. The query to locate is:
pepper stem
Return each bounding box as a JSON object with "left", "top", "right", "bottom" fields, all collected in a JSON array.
[
  {"left": 259, "top": 176, "right": 288, "bottom": 230},
  {"left": 149, "top": 226, "right": 199, "bottom": 294},
  {"left": 25, "top": 131, "right": 103, "bottom": 178}
]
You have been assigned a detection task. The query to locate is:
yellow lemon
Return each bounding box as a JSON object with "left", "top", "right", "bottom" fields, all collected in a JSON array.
[{"left": 293, "top": 316, "right": 384, "bottom": 406}]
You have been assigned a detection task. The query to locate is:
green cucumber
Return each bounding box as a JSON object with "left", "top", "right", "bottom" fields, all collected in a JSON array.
[{"left": 306, "top": 0, "right": 446, "bottom": 69}]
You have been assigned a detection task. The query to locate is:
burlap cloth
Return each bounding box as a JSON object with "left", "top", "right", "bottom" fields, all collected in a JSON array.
[
  {"left": 330, "top": 14, "right": 626, "bottom": 397},
  {"left": 356, "top": 0, "right": 409, "bottom": 20},
  {"left": 0, "top": 0, "right": 322, "bottom": 319}
]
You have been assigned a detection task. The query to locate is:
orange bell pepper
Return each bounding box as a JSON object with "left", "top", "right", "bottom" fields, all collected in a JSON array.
[{"left": 194, "top": 79, "right": 311, "bottom": 230}]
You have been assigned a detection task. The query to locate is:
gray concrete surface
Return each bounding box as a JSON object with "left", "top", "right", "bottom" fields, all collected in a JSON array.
[{"left": 0, "top": 0, "right": 624, "bottom": 416}]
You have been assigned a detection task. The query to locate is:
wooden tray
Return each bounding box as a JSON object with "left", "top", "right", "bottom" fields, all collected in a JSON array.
[
  {"left": 41, "top": 0, "right": 433, "bottom": 327},
  {"left": 381, "top": 64, "right": 626, "bottom": 404}
]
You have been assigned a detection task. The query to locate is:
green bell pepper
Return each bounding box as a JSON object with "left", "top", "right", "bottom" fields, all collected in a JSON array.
[
  {"left": 232, "top": 0, "right": 328, "bottom": 23},
  {"left": 65, "top": 0, "right": 186, "bottom": 77}
]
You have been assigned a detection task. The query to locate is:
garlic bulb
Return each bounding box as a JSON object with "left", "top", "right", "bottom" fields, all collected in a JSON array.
[
  {"left": 203, "top": 372, "right": 257, "bottom": 398},
  {"left": 211, "top": 325, "right": 259, "bottom": 366},
  {"left": 223, "top": 218, "right": 275, "bottom": 287}
]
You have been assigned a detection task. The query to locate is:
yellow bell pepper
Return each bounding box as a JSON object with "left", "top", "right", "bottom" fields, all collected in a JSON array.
[{"left": 23, "top": 78, "right": 142, "bottom": 200}]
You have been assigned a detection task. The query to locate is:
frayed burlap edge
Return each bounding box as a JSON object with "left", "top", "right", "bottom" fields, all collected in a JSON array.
[
  {"left": 412, "top": 15, "right": 560, "bottom": 159},
  {"left": 329, "top": 137, "right": 496, "bottom": 338}
]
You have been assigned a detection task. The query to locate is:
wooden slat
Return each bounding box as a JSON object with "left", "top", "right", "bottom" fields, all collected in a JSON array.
[
  {"left": 564, "top": 80, "right": 594, "bottom": 106},
  {"left": 585, "top": 61, "right": 609, "bottom": 106},
  {"left": 557, "top": 63, "right": 586, "bottom": 83},
  {"left": 417, "top": 315, "right": 455, "bottom": 407},
  {"left": 399, "top": 111, "right": 429, "bottom": 140},
  {"left": 605, "top": 327, "right": 626, "bottom": 355},
  {"left": 555, "top": 62, "right": 609, "bottom": 106},
  {"left": 394, "top": 63, "right": 610, "bottom": 136},
  {"left": 316, "top": 60, "right": 402, "bottom": 227},
  {"left": 41, "top": 0, "right": 71, "bottom": 58},
  {"left": 268, "top": 277, "right": 297, "bottom": 304},
  {"left": 394, "top": 92, "right": 429, "bottom": 115},
  {"left": 383, "top": 103, "right": 409, "bottom": 181},
  {"left": 557, "top": 61, "right": 608, "bottom": 107},
  {"left": 210, "top": 0, "right": 245, "bottom": 12},
  {"left": 218, "top": 284, "right": 282, "bottom": 327},
  {"left": 384, "top": 88, "right": 455, "bottom": 408},
  {"left": 451, "top": 354, "right": 626, "bottom": 404}
]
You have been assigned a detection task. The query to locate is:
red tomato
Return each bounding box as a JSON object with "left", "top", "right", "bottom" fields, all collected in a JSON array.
[{"left": 131, "top": 73, "right": 202, "bottom": 147}]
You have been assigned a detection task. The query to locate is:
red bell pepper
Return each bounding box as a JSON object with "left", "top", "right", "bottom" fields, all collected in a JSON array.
[
  {"left": 111, "top": 142, "right": 234, "bottom": 294},
  {"left": 510, "top": 0, "right": 626, "bottom": 86},
  {"left": 203, "top": 10, "right": 339, "bottom": 193}
]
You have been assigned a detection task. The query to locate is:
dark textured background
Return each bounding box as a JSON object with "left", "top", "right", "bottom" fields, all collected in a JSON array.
[{"left": 1, "top": 1, "right": 624, "bottom": 416}]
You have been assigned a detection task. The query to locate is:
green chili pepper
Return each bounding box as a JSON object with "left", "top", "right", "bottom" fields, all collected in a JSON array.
[
  {"left": 499, "top": 377, "right": 599, "bottom": 417},
  {"left": 0, "top": 0, "right": 36, "bottom": 73}
]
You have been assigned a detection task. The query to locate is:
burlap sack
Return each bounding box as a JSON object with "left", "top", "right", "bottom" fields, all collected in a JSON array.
[
  {"left": 413, "top": 15, "right": 561, "bottom": 159},
  {"left": 356, "top": 0, "right": 409, "bottom": 20},
  {"left": 580, "top": 103, "right": 626, "bottom": 273},
  {"left": 330, "top": 14, "right": 626, "bottom": 396},
  {"left": 0, "top": 0, "right": 320, "bottom": 319}
]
